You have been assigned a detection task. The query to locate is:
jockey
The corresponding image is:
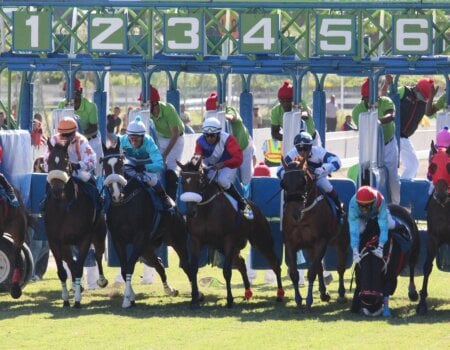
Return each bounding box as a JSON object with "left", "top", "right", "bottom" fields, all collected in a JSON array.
[
  {"left": 119, "top": 116, "right": 173, "bottom": 210},
  {"left": 348, "top": 186, "right": 399, "bottom": 264},
  {"left": 194, "top": 117, "right": 254, "bottom": 220},
  {"left": 0, "top": 145, "right": 19, "bottom": 207},
  {"left": 427, "top": 126, "right": 450, "bottom": 196},
  {"left": 45, "top": 116, "right": 96, "bottom": 177},
  {"left": 277, "top": 131, "right": 343, "bottom": 218},
  {"left": 44, "top": 116, "right": 100, "bottom": 209}
]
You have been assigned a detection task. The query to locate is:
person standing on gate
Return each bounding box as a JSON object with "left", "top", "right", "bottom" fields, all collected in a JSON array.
[
  {"left": 58, "top": 78, "right": 103, "bottom": 176},
  {"left": 270, "top": 80, "right": 321, "bottom": 146},
  {"left": 352, "top": 77, "right": 400, "bottom": 205},
  {"left": 194, "top": 117, "right": 254, "bottom": 220},
  {"left": 148, "top": 86, "right": 184, "bottom": 202},
  {"left": 180, "top": 103, "right": 195, "bottom": 134},
  {"left": 326, "top": 94, "right": 338, "bottom": 132},
  {"left": 204, "top": 92, "right": 254, "bottom": 186},
  {"left": 395, "top": 77, "right": 439, "bottom": 179}
]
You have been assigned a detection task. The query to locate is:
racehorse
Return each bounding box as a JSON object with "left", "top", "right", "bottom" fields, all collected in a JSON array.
[
  {"left": 351, "top": 204, "right": 419, "bottom": 317},
  {"left": 0, "top": 188, "right": 28, "bottom": 298},
  {"left": 177, "top": 155, "right": 284, "bottom": 309},
  {"left": 101, "top": 141, "right": 193, "bottom": 308},
  {"left": 281, "top": 156, "right": 349, "bottom": 310},
  {"left": 44, "top": 140, "right": 108, "bottom": 308},
  {"left": 417, "top": 142, "right": 450, "bottom": 315}
]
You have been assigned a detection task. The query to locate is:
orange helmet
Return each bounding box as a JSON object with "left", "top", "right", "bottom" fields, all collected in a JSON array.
[
  {"left": 356, "top": 186, "right": 377, "bottom": 205},
  {"left": 58, "top": 117, "right": 78, "bottom": 134}
]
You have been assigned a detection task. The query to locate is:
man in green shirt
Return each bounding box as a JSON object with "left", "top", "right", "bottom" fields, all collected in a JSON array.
[
  {"left": 58, "top": 78, "right": 103, "bottom": 176},
  {"left": 149, "top": 86, "right": 184, "bottom": 200},
  {"left": 352, "top": 78, "right": 400, "bottom": 204},
  {"left": 270, "top": 80, "right": 321, "bottom": 146}
]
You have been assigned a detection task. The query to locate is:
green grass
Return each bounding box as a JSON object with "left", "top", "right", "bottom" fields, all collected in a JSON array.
[{"left": 1, "top": 249, "right": 449, "bottom": 350}]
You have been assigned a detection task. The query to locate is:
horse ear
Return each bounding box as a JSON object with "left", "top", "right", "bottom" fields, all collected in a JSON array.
[
  {"left": 176, "top": 160, "right": 184, "bottom": 171},
  {"left": 430, "top": 140, "right": 437, "bottom": 155},
  {"left": 115, "top": 137, "right": 121, "bottom": 152}
]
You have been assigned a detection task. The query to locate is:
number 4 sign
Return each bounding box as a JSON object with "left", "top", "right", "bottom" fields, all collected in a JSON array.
[{"left": 13, "top": 11, "right": 52, "bottom": 52}]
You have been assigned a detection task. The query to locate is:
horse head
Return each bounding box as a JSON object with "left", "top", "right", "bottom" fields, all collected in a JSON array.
[
  {"left": 101, "top": 139, "right": 126, "bottom": 203},
  {"left": 177, "top": 155, "right": 207, "bottom": 218},
  {"left": 357, "top": 219, "right": 384, "bottom": 317},
  {"left": 428, "top": 144, "right": 450, "bottom": 204},
  {"left": 46, "top": 139, "right": 71, "bottom": 199},
  {"left": 281, "top": 155, "right": 312, "bottom": 201}
]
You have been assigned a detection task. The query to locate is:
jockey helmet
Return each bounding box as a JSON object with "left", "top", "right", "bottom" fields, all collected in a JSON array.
[
  {"left": 127, "top": 116, "right": 146, "bottom": 136},
  {"left": 294, "top": 131, "right": 313, "bottom": 153},
  {"left": 58, "top": 117, "right": 78, "bottom": 134},
  {"left": 356, "top": 186, "right": 377, "bottom": 206},
  {"left": 202, "top": 117, "right": 221, "bottom": 134}
]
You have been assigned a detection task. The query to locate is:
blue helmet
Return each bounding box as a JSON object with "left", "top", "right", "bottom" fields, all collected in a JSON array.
[{"left": 294, "top": 131, "right": 313, "bottom": 152}]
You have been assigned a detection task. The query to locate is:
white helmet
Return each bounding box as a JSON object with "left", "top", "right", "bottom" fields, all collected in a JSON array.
[
  {"left": 202, "top": 117, "right": 221, "bottom": 134},
  {"left": 127, "top": 116, "right": 146, "bottom": 136}
]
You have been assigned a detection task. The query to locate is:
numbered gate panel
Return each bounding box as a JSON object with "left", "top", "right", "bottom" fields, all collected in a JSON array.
[
  {"left": 88, "top": 14, "right": 128, "bottom": 53},
  {"left": 12, "top": 11, "right": 52, "bottom": 52}
]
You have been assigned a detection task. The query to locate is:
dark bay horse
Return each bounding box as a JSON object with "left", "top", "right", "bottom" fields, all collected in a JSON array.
[
  {"left": 0, "top": 187, "right": 28, "bottom": 298},
  {"left": 177, "top": 155, "right": 284, "bottom": 309},
  {"left": 281, "top": 156, "right": 349, "bottom": 311},
  {"left": 351, "top": 204, "right": 419, "bottom": 317},
  {"left": 44, "top": 140, "right": 108, "bottom": 308},
  {"left": 417, "top": 143, "right": 450, "bottom": 315},
  {"left": 102, "top": 141, "right": 193, "bottom": 308}
]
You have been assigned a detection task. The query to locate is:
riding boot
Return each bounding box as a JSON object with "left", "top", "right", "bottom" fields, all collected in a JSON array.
[
  {"left": 225, "top": 184, "right": 254, "bottom": 220},
  {"left": 0, "top": 174, "right": 19, "bottom": 207},
  {"left": 327, "top": 189, "right": 343, "bottom": 221},
  {"left": 153, "top": 181, "right": 174, "bottom": 210},
  {"left": 165, "top": 169, "right": 179, "bottom": 202}
]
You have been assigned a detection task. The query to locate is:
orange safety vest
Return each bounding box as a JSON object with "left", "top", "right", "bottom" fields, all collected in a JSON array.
[{"left": 264, "top": 139, "right": 282, "bottom": 165}]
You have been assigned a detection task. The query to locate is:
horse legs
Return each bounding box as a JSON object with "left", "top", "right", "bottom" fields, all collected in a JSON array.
[
  {"left": 10, "top": 245, "right": 23, "bottom": 299},
  {"left": 417, "top": 243, "right": 438, "bottom": 315},
  {"left": 189, "top": 238, "right": 201, "bottom": 309},
  {"left": 92, "top": 226, "right": 108, "bottom": 289},
  {"left": 335, "top": 240, "right": 349, "bottom": 303},
  {"left": 306, "top": 245, "right": 329, "bottom": 310},
  {"left": 285, "top": 245, "right": 302, "bottom": 308},
  {"left": 232, "top": 254, "right": 253, "bottom": 301},
  {"left": 50, "top": 248, "right": 70, "bottom": 307},
  {"left": 71, "top": 242, "right": 91, "bottom": 308},
  {"left": 142, "top": 251, "right": 179, "bottom": 297},
  {"left": 222, "top": 251, "right": 234, "bottom": 308}
]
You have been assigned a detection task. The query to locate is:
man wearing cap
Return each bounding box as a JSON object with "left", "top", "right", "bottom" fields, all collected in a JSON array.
[
  {"left": 270, "top": 80, "right": 320, "bottom": 146},
  {"left": 397, "top": 78, "right": 438, "bottom": 179},
  {"left": 148, "top": 86, "right": 184, "bottom": 201},
  {"left": 205, "top": 92, "right": 254, "bottom": 186},
  {"left": 352, "top": 77, "right": 400, "bottom": 205},
  {"left": 58, "top": 78, "right": 103, "bottom": 176}
]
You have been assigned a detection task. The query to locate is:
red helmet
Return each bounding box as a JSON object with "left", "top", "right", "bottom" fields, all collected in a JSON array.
[
  {"left": 150, "top": 86, "right": 160, "bottom": 102},
  {"left": 361, "top": 78, "right": 370, "bottom": 98},
  {"left": 278, "top": 80, "right": 293, "bottom": 99},
  {"left": 356, "top": 186, "right": 377, "bottom": 205},
  {"left": 416, "top": 78, "right": 434, "bottom": 101},
  {"left": 205, "top": 92, "right": 218, "bottom": 111},
  {"left": 63, "top": 78, "right": 82, "bottom": 92}
]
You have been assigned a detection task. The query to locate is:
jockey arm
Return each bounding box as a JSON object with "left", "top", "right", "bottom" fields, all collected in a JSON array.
[
  {"left": 376, "top": 199, "right": 390, "bottom": 248},
  {"left": 75, "top": 136, "right": 96, "bottom": 173},
  {"left": 143, "top": 136, "right": 164, "bottom": 173},
  {"left": 348, "top": 197, "right": 362, "bottom": 251},
  {"left": 222, "top": 135, "right": 243, "bottom": 169}
]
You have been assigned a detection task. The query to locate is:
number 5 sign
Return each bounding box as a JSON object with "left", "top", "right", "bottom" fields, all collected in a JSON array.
[
  {"left": 316, "top": 15, "right": 356, "bottom": 56},
  {"left": 13, "top": 11, "right": 52, "bottom": 52}
]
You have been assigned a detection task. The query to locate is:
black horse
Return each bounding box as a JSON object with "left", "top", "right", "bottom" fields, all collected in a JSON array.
[
  {"left": 177, "top": 155, "right": 284, "bottom": 309},
  {"left": 417, "top": 143, "right": 450, "bottom": 315},
  {"left": 101, "top": 141, "right": 193, "bottom": 308},
  {"left": 0, "top": 181, "right": 28, "bottom": 298},
  {"left": 44, "top": 140, "right": 108, "bottom": 308},
  {"left": 281, "top": 156, "right": 350, "bottom": 310},
  {"left": 351, "top": 204, "right": 419, "bottom": 317}
]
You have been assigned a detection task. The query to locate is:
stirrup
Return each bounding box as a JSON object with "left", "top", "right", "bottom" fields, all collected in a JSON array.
[{"left": 241, "top": 204, "right": 254, "bottom": 220}]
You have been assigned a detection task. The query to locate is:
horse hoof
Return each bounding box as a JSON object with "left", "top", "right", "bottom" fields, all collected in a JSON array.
[
  {"left": 337, "top": 296, "right": 348, "bottom": 304},
  {"left": 408, "top": 290, "right": 419, "bottom": 302},
  {"left": 416, "top": 303, "right": 428, "bottom": 315},
  {"left": 197, "top": 292, "right": 205, "bottom": 302},
  {"left": 97, "top": 277, "right": 109, "bottom": 289},
  {"left": 226, "top": 301, "right": 234, "bottom": 309},
  {"left": 73, "top": 302, "right": 81, "bottom": 309},
  {"left": 276, "top": 288, "right": 285, "bottom": 302},
  {"left": 190, "top": 301, "right": 201, "bottom": 310},
  {"left": 244, "top": 288, "right": 253, "bottom": 300},
  {"left": 320, "top": 293, "right": 331, "bottom": 302},
  {"left": 63, "top": 300, "right": 70, "bottom": 307},
  {"left": 10, "top": 285, "right": 22, "bottom": 299}
]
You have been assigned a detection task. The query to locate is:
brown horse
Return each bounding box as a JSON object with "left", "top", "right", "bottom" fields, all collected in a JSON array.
[
  {"left": 177, "top": 155, "right": 284, "bottom": 309},
  {"left": 281, "top": 156, "right": 349, "bottom": 310},
  {"left": 0, "top": 185, "right": 28, "bottom": 298},
  {"left": 417, "top": 142, "right": 450, "bottom": 315},
  {"left": 44, "top": 140, "right": 108, "bottom": 308},
  {"left": 101, "top": 141, "right": 194, "bottom": 308}
]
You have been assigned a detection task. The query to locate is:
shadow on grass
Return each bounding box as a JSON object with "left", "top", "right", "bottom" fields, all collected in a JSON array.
[{"left": 0, "top": 276, "right": 449, "bottom": 325}]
